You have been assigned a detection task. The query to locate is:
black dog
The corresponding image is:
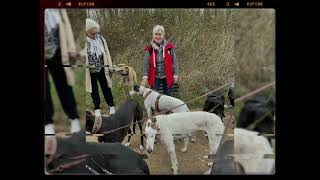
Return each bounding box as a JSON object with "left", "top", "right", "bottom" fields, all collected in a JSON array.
[
  {"left": 203, "top": 91, "right": 226, "bottom": 121},
  {"left": 86, "top": 99, "right": 144, "bottom": 150},
  {"left": 45, "top": 131, "right": 149, "bottom": 175},
  {"left": 237, "top": 95, "right": 275, "bottom": 142}
]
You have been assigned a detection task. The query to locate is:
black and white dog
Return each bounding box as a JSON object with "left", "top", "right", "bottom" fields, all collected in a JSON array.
[
  {"left": 86, "top": 99, "right": 145, "bottom": 151},
  {"left": 237, "top": 95, "right": 275, "bottom": 139},
  {"left": 45, "top": 131, "right": 150, "bottom": 175},
  {"left": 128, "top": 85, "right": 190, "bottom": 117}
]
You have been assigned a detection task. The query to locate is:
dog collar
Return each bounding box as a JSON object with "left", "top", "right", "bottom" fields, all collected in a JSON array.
[
  {"left": 47, "top": 154, "right": 90, "bottom": 174},
  {"left": 92, "top": 116, "right": 102, "bottom": 134},
  {"left": 45, "top": 136, "right": 57, "bottom": 169},
  {"left": 143, "top": 90, "right": 153, "bottom": 99},
  {"left": 45, "top": 136, "right": 57, "bottom": 155}
]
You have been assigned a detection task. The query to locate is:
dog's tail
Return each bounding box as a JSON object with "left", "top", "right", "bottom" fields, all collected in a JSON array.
[{"left": 129, "top": 67, "right": 137, "bottom": 84}]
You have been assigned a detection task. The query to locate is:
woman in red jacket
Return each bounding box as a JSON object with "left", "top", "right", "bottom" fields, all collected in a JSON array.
[{"left": 141, "top": 25, "right": 178, "bottom": 96}]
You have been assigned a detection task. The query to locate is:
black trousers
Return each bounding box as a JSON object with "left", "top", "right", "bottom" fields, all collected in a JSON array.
[
  {"left": 152, "top": 78, "right": 170, "bottom": 96},
  {"left": 90, "top": 68, "right": 115, "bottom": 110},
  {"left": 45, "top": 51, "right": 79, "bottom": 125}
]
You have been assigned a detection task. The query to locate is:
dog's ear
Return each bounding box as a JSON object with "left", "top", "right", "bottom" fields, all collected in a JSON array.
[
  {"left": 151, "top": 117, "right": 157, "bottom": 129},
  {"left": 151, "top": 117, "right": 157, "bottom": 123},
  {"left": 133, "top": 85, "right": 140, "bottom": 92},
  {"left": 151, "top": 123, "right": 157, "bottom": 129}
]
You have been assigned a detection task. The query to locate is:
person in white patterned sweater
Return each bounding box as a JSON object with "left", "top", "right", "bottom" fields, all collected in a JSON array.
[{"left": 85, "top": 18, "right": 115, "bottom": 121}]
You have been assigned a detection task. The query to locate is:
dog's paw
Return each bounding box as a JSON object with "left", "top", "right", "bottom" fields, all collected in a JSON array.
[
  {"left": 181, "top": 147, "right": 187, "bottom": 153},
  {"left": 124, "top": 142, "right": 130, "bottom": 147},
  {"left": 139, "top": 145, "right": 144, "bottom": 151},
  {"left": 208, "top": 162, "right": 213, "bottom": 167},
  {"left": 171, "top": 167, "right": 178, "bottom": 175},
  {"left": 203, "top": 154, "right": 215, "bottom": 160},
  {"left": 204, "top": 169, "right": 211, "bottom": 175}
]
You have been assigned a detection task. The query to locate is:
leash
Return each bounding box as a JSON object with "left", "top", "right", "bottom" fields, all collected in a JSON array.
[
  {"left": 162, "top": 82, "right": 232, "bottom": 114},
  {"left": 95, "top": 82, "right": 233, "bottom": 135},
  {"left": 44, "top": 65, "right": 110, "bottom": 68},
  {"left": 246, "top": 108, "right": 275, "bottom": 131},
  {"left": 234, "top": 81, "right": 275, "bottom": 103},
  {"left": 90, "top": 81, "right": 275, "bottom": 137}
]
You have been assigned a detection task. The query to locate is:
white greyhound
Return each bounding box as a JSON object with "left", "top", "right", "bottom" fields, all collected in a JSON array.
[
  {"left": 144, "top": 111, "right": 225, "bottom": 174},
  {"left": 205, "top": 128, "right": 275, "bottom": 175},
  {"left": 129, "top": 85, "right": 195, "bottom": 141},
  {"left": 233, "top": 128, "right": 275, "bottom": 174},
  {"left": 128, "top": 85, "right": 190, "bottom": 117}
]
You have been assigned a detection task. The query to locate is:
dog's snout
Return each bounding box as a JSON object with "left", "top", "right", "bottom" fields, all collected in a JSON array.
[{"left": 146, "top": 148, "right": 152, "bottom": 153}]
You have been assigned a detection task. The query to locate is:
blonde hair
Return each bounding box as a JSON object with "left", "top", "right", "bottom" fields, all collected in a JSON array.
[{"left": 153, "top": 25, "right": 165, "bottom": 35}]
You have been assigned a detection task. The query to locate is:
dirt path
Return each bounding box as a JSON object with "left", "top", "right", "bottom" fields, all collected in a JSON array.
[{"left": 85, "top": 109, "right": 235, "bottom": 175}]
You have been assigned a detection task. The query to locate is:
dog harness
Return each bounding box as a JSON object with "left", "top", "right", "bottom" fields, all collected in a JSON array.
[
  {"left": 92, "top": 116, "right": 102, "bottom": 134},
  {"left": 46, "top": 154, "right": 90, "bottom": 174},
  {"left": 143, "top": 90, "right": 153, "bottom": 99},
  {"left": 155, "top": 94, "right": 162, "bottom": 112},
  {"left": 45, "top": 136, "right": 57, "bottom": 155}
]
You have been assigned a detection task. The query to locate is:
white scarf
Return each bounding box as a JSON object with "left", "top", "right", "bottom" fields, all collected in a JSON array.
[
  {"left": 45, "top": 9, "right": 61, "bottom": 34},
  {"left": 150, "top": 40, "right": 165, "bottom": 68},
  {"left": 86, "top": 35, "right": 105, "bottom": 58}
]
